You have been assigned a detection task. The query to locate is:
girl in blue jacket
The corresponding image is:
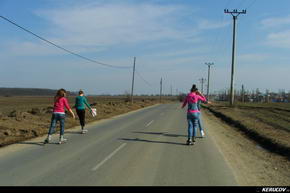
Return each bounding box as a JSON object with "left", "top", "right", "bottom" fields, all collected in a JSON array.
[{"left": 75, "top": 90, "right": 92, "bottom": 134}]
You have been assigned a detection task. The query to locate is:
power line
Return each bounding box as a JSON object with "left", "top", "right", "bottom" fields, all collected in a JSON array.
[
  {"left": 225, "top": 0, "right": 232, "bottom": 9},
  {"left": 0, "top": 15, "right": 132, "bottom": 69},
  {"left": 245, "top": 0, "right": 257, "bottom": 9},
  {"left": 207, "top": 0, "right": 233, "bottom": 60},
  {"left": 236, "top": 0, "right": 247, "bottom": 9},
  {"left": 135, "top": 70, "right": 152, "bottom": 87}
]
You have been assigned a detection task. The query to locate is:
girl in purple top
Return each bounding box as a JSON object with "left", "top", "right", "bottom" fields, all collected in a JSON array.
[
  {"left": 44, "top": 89, "right": 75, "bottom": 144},
  {"left": 181, "top": 84, "right": 207, "bottom": 145}
]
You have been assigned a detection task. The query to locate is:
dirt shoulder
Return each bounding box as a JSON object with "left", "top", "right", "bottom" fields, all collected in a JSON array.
[
  {"left": 203, "top": 109, "right": 290, "bottom": 186},
  {"left": 0, "top": 96, "right": 174, "bottom": 147},
  {"left": 203, "top": 103, "right": 290, "bottom": 157}
]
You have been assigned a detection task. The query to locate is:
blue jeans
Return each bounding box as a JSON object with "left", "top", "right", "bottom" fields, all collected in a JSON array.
[
  {"left": 187, "top": 112, "right": 200, "bottom": 139},
  {"left": 198, "top": 114, "right": 204, "bottom": 132},
  {"left": 48, "top": 113, "right": 65, "bottom": 135}
]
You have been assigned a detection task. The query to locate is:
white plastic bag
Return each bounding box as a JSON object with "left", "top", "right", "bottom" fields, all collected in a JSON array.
[{"left": 90, "top": 108, "right": 97, "bottom": 117}]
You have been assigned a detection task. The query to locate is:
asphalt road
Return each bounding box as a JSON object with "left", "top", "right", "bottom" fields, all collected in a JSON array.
[{"left": 0, "top": 103, "right": 237, "bottom": 186}]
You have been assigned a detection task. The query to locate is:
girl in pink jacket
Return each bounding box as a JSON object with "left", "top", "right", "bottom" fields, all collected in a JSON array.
[
  {"left": 44, "top": 89, "right": 75, "bottom": 144},
  {"left": 182, "top": 85, "right": 207, "bottom": 145}
]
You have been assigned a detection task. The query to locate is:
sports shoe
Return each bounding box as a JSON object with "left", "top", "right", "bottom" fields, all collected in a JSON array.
[
  {"left": 81, "top": 129, "right": 88, "bottom": 134},
  {"left": 59, "top": 136, "right": 67, "bottom": 144},
  {"left": 201, "top": 130, "right": 205, "bottom": 138},
  {"left": 186, "top": 139, "right": 194, "bottom": 145},
  {"left": 44, "top": 135, "right": 52, "bottom": 144},
  {"left": 44, "top": 138, "right": 50, "bottom": 144}
]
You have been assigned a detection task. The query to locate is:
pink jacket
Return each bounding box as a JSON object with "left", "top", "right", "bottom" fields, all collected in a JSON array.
[
  {"left": 182, "top": 92, "right": 206, "bottom": 113},
  {"left": 53, "top": 97, "right": 71, "bottom": 113}
]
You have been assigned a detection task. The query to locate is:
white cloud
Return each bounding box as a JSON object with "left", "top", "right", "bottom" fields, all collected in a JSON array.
[
  {"left": 197, "top": 19, "right": 230, "bottom": 30},
  {"left": 259, "top": 15, "right": 290, "bottom": 49},
  {"left": 5, "top": 41, "right": 61, "bottom": 56},
  {"left": 35, "top": 2, "right": 229, "bottom": 47},
  {"left": 238, "top": 53, "right": 270, "bottom": 63},
  {"left": 2, "top": 2, "right": 231, "bottom": 58},
  {"left": 261, "top": 15, "right": 290, "bottom": 28},
  {"left": 36, "top": 3, "right": 196, "bottom": 47},
  {"left": 141, "top": 46, "right": 209, "bottom": 59},
  {"left": 0, "top": 0, "right": 235, "bottom": 60},
  {"left": 265, "top": 30, "right": 290, "bottom": 48}
]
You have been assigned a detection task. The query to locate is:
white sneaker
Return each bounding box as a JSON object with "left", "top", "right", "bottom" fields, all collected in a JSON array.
[
  {"left": 201, "top": 130, "right": 205, "bottom": 138},
  {"left": 81, "top": 129, "right": 88, "bottom": 134},
  {"left": 186, "top": 139, "right": 193, "bottom": 145},
  {"left": 59, "top": 136, "right": 67, "bottom": 144}
]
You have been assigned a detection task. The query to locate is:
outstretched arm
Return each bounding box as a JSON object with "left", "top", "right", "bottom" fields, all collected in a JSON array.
[
  {"left": 68, "top": 109, "right": 75, "bottom": 119},
  {"left": 84, "top": 97, "right": 92, "bottom": 110},
  {"left": 196, "top": 91, "right": 207, "bottom": 102},
  {"left": 64, "top": 98, "right": 75, "bottom": 119},
  {"left": 181, "top": 96, "right": 187, "bottom": 108}
]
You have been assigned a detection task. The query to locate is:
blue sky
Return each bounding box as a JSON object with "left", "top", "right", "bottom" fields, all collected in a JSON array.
[{"left": 1, "top": 0, "right": 290, "bottom": 95}]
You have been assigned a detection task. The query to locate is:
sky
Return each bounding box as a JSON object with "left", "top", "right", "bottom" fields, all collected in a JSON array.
[{"left": 1, "top": 0, "right": 290, "bottom": 95}]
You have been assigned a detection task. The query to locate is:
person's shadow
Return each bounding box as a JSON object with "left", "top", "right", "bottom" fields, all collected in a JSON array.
[
  {"left": 132, "top": 131, "right": 187, "bottom": 137},
  {"left": 119, "top": 138, "right": 187, "bottom": 146},
  {"left": 65, "top": 131, "right": 82, "bottom": 135},
  {"left": 16, "top": 141, "right": 45, "bottom": 146}
]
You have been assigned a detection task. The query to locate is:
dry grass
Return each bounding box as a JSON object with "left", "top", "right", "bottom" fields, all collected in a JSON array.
[{"left": 0, "top": 96, "right": 175, "bottom": 147}]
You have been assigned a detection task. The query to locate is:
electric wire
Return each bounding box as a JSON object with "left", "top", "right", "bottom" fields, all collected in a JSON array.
[
  {"left": 135, "top": 70, "right": 152, "bottom": 87},
  {"left": 245, "top": 0, "right": 257, "bottom": 9},
  {"left": 225, "top": 0, "right": 232, "bottom": 9},
  {"left": 207, "top": 0, "right": 232, "bottom": 61},
  {"left": 0, "top": 15, "right": 132, "bottom": 69},
  {"left": 235, "top": 0, "right": 249, "bottom": 9},
  {"left": 0, "top": 14, "right": 154, "bottom": 92}
]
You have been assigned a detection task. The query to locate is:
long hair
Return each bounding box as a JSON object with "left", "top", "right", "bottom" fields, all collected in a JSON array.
[{"left": 54, "top": 88, "right": 67, "bottom": 102}]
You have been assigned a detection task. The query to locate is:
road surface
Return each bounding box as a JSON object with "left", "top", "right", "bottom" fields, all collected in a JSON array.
[{"left": 0, "top": 103, "right": 237, "bottom": 186}]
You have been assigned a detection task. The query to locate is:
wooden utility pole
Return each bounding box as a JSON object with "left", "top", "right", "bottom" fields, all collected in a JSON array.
[
  {"left": 131, "top": 57, "right": 136, "bottom": 104},
  {"left": 224, "top": 9, "right": 246, "bottom": 106}
]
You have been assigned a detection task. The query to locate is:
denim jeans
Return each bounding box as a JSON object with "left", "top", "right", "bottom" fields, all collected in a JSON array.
[
  {"left": 198, "top": 114, "right": 204, "bottom": 132},
  {"left": 187, "top": 112, "right": 200, "bottom": 139},
  {"left": 48, "top": 113, "right": 65, "bottom": 135}
]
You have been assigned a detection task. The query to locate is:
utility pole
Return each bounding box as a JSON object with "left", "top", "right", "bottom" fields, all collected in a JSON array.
[
  {"left": 199, "top": 78, "right": 206, "bottom": 94},
  {"left": 160, "top": 78, "right": 163, "bottom": 103},
  {"left": 131, "top": 57, "right": 136, "bottom": 104},
  {"left": 224, "top": 9, "right": 246, "bottom": 106},
  {"left": 205, "top": 62, "right": 214, "bottom": 100},
  {"left": 241, "top": 84, "right": 245, "bottom": 103}
]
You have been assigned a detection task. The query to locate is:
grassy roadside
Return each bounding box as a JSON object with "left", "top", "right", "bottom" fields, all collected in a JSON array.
[{"left": 202, "top": 102, "right": 290, "bottom": 159}]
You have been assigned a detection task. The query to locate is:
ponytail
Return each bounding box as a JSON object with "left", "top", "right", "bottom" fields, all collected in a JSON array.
[{"left": 190, "top": 84, "right": 198, "bottom": 92}]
